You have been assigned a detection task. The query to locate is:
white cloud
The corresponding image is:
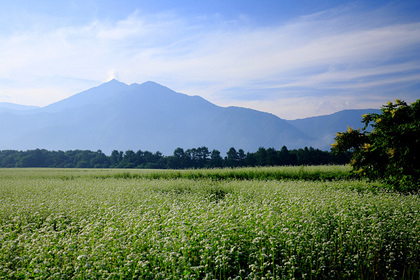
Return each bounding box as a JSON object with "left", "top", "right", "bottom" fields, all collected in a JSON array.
[
  {"left": 273, "top": 63, "right": 420, "bottom": 90},
  {"left": 106, "top": 69, "right": 120, "bottom": 81},
  {"left": 0, "top": 4, "right": 418, "bottom": 118}
]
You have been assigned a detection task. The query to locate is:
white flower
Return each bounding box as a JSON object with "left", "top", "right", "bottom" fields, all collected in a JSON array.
[{"left": 77, "top": 255, "right": 87, "bottom": 261}]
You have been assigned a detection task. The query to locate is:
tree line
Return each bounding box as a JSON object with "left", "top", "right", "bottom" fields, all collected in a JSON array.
[{"left": 0, "top": 146, "right": 351, "bottom": 169}]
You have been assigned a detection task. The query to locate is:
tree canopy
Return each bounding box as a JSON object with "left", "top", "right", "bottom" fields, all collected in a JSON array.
[
  {"left": 0, "top": 145, "right": 351, "bottom": 169},
  {"left": 332, "top": 99, "right": 420, "bottom": 192}
]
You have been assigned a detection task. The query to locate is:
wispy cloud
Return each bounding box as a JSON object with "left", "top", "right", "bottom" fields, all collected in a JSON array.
[{"left": 0, "top": 2, "right": 418, "bottom": 118}]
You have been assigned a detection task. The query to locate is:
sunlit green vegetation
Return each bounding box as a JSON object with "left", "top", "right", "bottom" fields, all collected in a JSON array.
[
  {"left": 1, "top": 167, "right": 419, "bottom": 279},
  {"left": 332, "top": 99, "right": 420, "bottom": 192}
]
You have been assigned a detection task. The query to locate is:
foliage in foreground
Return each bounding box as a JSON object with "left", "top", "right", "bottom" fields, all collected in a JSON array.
[
  {"left": 332, "top": 99, "right": 420, "bottom": 192},
  {"left": 1, "top": 168, "right": 419, "bottom": 279}
]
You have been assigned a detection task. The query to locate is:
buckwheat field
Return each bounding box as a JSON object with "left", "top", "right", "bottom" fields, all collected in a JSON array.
[{"left": 1, "top": 167, "right": 419, "bottom": 279}]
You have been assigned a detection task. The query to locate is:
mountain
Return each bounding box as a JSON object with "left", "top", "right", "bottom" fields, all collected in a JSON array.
[
  {"left": 287, "top": 109, "right": 381, "bottom": 150},
  {"left": 0, "top": 102, "right": 39, "bottom": 114},
  {"left": 0, "top": 80, "right": 314, "bottom": 154},
  {"left": 0, "top": 80, "right": 380, "bottom": 154}
]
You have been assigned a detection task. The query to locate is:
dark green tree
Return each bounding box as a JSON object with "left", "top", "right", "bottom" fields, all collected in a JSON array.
[
  {"left": 120, "top": 150, "right": 136, "bottom": 168},
  {"left": 18, "top": 149, "right": 46, "bottom": 167},
  {"left": 210, "top": 149, "right": 223, "bottom": 168},
  {"left": 135, "top": 150, "right": 146, "bottom": 167},
  {"left": 168, "top": 148, "right": 188, "bottom": 169},
  {"left": 174, "top": 147, "right": 185, "bottom": 158},
  {"left": 196, "top": 146, "right": 210, "bottom": 168},
  {"left": 255, "top": 147, "right": 267, "bottom": 166},
  {"left": 185, "top": 148, "right": 198, "bottom": 164},
  {"left": 332, "top": 99, "right": 420, "bottom": 192},
  {"left": 90, "top": 150, "right": 110, "bottom": 168},
  {"left": 110, "top": 150, "right": 122, "bottom": 167},
  {"left": 266, "top": 148, "right": 278, "bottom": 166},
  {"left": 226, "top": 147, "right": 239, "bottom": 167},
  {"left": 278, "top": 146, "right": 293, "bottom": 165},
  {"left": 238, "top": 149, "right": 246, "bottom": 164}
]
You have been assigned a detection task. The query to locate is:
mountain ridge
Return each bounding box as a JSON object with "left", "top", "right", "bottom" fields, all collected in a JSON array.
[{"left": 0, "top": 80, "right": 379, "bottom": 154}]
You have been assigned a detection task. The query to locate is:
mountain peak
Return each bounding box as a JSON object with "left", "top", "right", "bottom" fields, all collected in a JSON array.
[
  {"left": 142, "top": 80, "right": 160, "bottom": 85},
  {"left": 104, "top": 80, "right": 167, "bottom": 91},
  {"left": 102, "top": 79, "right": 127, "bottom": 87},
  {"left": 129, "top": 81, "right": 176, "bottom": 96},
  {"left": 133, "top": 81, "right": 165, "bottom": 88},
  {"left": 106, "top": 78, "right": 123, "bottom": 83}
]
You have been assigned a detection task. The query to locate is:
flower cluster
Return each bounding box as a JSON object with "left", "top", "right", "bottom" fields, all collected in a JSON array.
[{"left": 0, "top": 169, "right": 419, "bottom": 279}]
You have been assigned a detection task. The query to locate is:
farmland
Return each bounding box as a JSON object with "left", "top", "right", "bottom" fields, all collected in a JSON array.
[{"left": 1, "top": 167, "right": 419, "bottom": 279}]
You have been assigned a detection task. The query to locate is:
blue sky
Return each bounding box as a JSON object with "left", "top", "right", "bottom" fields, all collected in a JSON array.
[{"left": 0, "top": 0, "right": 419, "bottom": 119}]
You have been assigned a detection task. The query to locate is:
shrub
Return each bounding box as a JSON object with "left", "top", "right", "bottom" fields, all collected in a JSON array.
[{"left": 332, "top": 99, "right": 420, "bottom": 192}]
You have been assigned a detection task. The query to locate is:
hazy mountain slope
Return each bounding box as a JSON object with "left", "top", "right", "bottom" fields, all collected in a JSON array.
[
  {"left": 0, "top": 102, "right": 39, "bottom": 110},
  {"left": 0, "top": 102, "right": 39, "bottom": 114},
  {"left": 208, "top": 106, "right": 313, "bottom": 152},
  {"left": 0, "top": 80, "right": 314, "bottom": 154},
  {"left": 287, "top": 109, "right": 381, "bottom": 150},
  {"left": 42, "top": 79, "right": 130, "bottom": 112}
]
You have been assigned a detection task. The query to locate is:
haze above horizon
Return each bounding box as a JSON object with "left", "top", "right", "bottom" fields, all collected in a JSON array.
[{"left": 0, "top": 0, "right": 419, "bottom": 119}]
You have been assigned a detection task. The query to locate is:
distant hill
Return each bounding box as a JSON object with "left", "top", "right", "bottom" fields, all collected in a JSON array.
[
  {"left": 0, "top": 80, "right": 379, "bottom": 154},
  {"left": 287, "top": 109, "right": 381, "bottom": 150},
  {"left": 0, "top": 102, "right": 39, "bottom": 113}
]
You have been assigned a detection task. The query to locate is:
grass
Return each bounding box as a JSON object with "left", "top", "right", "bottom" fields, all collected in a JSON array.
[
  {"left": 0, "top": 165, "right": 354, "bottom": 181},
  {"left": 0, "top": 167, "right": 419, "bottom": 279}
]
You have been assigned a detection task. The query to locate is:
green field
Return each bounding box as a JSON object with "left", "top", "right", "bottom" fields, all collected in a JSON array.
[{"left": 1, "top": 167, "right": 419, "bottom": 279}]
